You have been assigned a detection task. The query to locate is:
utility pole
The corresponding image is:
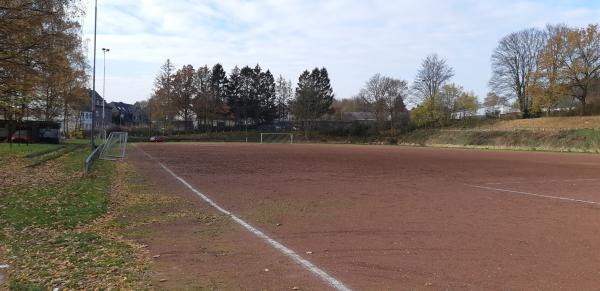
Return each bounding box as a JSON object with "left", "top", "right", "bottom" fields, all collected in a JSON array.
[
  {"left": 102, "top": 47, "right": 110, "bottom": 140},
  {"left": 91, "top": 0, "right": 98, "bottom": 149}
]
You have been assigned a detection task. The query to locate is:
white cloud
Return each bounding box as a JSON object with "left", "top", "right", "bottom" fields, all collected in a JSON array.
[{"left": 81, "top": 0, "right": 600, "bottom": 103}]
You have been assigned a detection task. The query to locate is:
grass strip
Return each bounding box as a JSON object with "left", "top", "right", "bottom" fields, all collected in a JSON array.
[
  {"left": 0, "top": 144, "right": 62, "bottom": 159},
  {"left": 0, "top": 145, "right": 149, "bottom": 289},
  {"left": 23, "top": 145, "right": 65, "bottom": 158},
  {"left": 26, "top": 145, "right": 79, "bottom": 168}
]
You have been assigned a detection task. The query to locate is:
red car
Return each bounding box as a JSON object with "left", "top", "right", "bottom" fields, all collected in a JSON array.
[
  {"left": 11, "top": 130, "right": 32, "bottom": 143},
  {"left": 149, "top": 136, "right": 164, "bottom": 142}
]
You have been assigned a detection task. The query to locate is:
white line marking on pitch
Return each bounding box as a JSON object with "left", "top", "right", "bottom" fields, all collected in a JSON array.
[
  {"left": 134, "top": 145, "right": 351, "bottom": 291},
  {"left": 0, "top": 264, "right": 8, "bottom": 269},
  {"left": 466, "top": 184, "right": 600, "bottom": 206},
  {"left": 484, "top": 178, "right": 600, "bottom": 185}
]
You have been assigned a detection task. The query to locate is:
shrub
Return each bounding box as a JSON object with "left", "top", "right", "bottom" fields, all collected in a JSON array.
[{"left": 70, "top": 130, "right": 83, "bottom": 139}]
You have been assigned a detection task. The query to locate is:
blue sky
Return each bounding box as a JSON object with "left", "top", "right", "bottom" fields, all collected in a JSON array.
[{"left": 81, "top": 0, "right": 600, "bottom": 104}]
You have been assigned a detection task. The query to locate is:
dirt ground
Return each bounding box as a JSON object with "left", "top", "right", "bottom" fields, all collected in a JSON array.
[
  {"left": 130, "top": 143, "right": 600, "bottom": 290},
  {"left": 127, "top": 147, "right": 329, "bottom": 290}
]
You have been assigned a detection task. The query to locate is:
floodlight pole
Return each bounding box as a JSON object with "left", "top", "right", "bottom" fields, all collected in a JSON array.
[
  {"left": 91, "top": 0, "right": 98, "bottom": 149},
  {"left": 102, "top": 47, "right": 110, "bottom": 139}
]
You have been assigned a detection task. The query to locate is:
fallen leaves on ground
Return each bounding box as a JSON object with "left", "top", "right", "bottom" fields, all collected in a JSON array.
[{"left": 0, "top": 148, "right": 151, "bottom": 289}]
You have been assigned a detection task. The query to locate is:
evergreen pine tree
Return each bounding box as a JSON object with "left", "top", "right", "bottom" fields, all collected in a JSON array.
[
  {"left": 292, "top": 67, "right": 335, "bottom": 136},
  {"left": 226, "top": 66, "right": 243, "bottom": 125},
  {"left": 258, "top": 69, "right": 277, "bottom": 124},
  {"left": 210, "top": 63, "right": 228, "bottom": 117},
  {"left": 316, "top": 67, "right": 334, "bottom": 115},
  {"left": 239, "top": 66, "right": 257, "bottom": 123}
]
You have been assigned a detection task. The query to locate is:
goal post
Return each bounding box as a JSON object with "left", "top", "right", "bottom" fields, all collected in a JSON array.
[
  {"left": 260, "top": 132, "right": 294, "bottom": 144},
  {"left": 99, "top": 131, "right": 128, "bottom": 160}
]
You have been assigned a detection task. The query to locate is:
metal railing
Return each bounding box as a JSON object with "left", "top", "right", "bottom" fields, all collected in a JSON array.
[{"left": 84, "top": 143, "right": 104, "bottom": 175}]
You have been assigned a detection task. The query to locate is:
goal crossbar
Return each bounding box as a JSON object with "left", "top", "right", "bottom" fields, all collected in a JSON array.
[{"left": 260, "top": 132, "right": 294, "bottom": 144}]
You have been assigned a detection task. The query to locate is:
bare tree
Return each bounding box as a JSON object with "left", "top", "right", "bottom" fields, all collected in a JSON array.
[
  {"left": 359, "top": 74, "right": 385, "bottom": 127},
  {"left": 275, "top": 75, "right": 293, "bottom": 120},
  {"left": 411, "top": 54, "right": 454, "bottom": 124},
  {"left": 412, "top": 54, "right": 454, "bottom": 103},
  {"left": 490, "top": 28, "right": 547, "bottom": 117},
  {"left": 384, "top": 79, "right": 409, "bottom": 134},
  {"left": 149, "top": 59, "right": 176, "bottom": 132},
  {"left": 172, "top": 64, "right": 195, "bottom": 131},
  {"left": 359, "top": 74, "right": 408, "bottom": 133},
  {"left": 192, "top": 65, "right": 212, "bottom": 131}
]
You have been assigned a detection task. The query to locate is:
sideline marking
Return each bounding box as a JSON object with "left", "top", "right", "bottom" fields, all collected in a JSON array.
[
  {"left": 134, "top": 145, "right": 351, "bottom": 291},
  {"left": 467, "top": 184, "right": 600, "bottom": 206},
  {"left": 484, "top": 178, "right": 600, "bottom": 185}
]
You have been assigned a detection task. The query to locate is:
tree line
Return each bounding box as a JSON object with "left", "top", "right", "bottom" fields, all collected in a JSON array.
[
  {"left": 4, "top": 1, "right": 598, "bottom": 139},
  {"left": 1, "top": 0, "right": 89, "bottom": 134},
  {"left": 149, "top": 54, "right": 482, "bottom": 135},
  {"left": 490, "top": 23, "right": 600, "bottom": 117},
  {"left": 335, "top": 54, "right": 479, "bottom": 132},
  {"left": 148, "top": 60, "right": 333, "bottom": 133},
  {"left": 301, "top": 23, "right": 600, "bottom": 135}
]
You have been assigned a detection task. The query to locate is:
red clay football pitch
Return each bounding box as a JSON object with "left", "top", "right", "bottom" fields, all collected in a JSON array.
[{"left": 131, "top": 143, "right": 600, "bottom": 290}]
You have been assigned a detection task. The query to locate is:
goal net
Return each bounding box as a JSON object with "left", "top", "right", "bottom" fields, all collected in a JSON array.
[
  {"left": 100, "top": 132, "right": 128, "bottom": 160},
  {"left": 260, "top": 132, "right": 294, "bottom": 144}
]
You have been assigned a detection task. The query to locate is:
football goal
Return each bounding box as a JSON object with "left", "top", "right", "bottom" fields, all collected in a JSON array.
[
  {"left": 100, "top": 131, "right": 128, "bottom": 160},
  {"left": 260, "top": 132, "right": 294, "bottom": 144}
]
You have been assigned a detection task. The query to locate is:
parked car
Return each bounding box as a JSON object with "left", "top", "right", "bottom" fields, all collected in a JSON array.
[
  {"left": 39, "top": 127, "right": 62, "bottom": 144},
  {"left": 149, "top": 136, "right": 164, "bottom": 142},
  {"left": 11, "top": 130, "right": 32, "bottom": 143}
]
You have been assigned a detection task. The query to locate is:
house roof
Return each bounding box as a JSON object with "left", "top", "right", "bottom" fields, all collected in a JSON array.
[
  {"left": 84, "top": 89, "right": 111, "bottom": 111},
  {"left": 110, "top": 102, "right": 137, "bottom": 114}
]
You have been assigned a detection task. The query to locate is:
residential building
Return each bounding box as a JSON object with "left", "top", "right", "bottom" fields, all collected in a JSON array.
[
  {"left": 70, "top": 89, "right": 112, "bottom": 131},
  {"left": 110, "top": 102, "right": 149, "bottom": 127}
]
